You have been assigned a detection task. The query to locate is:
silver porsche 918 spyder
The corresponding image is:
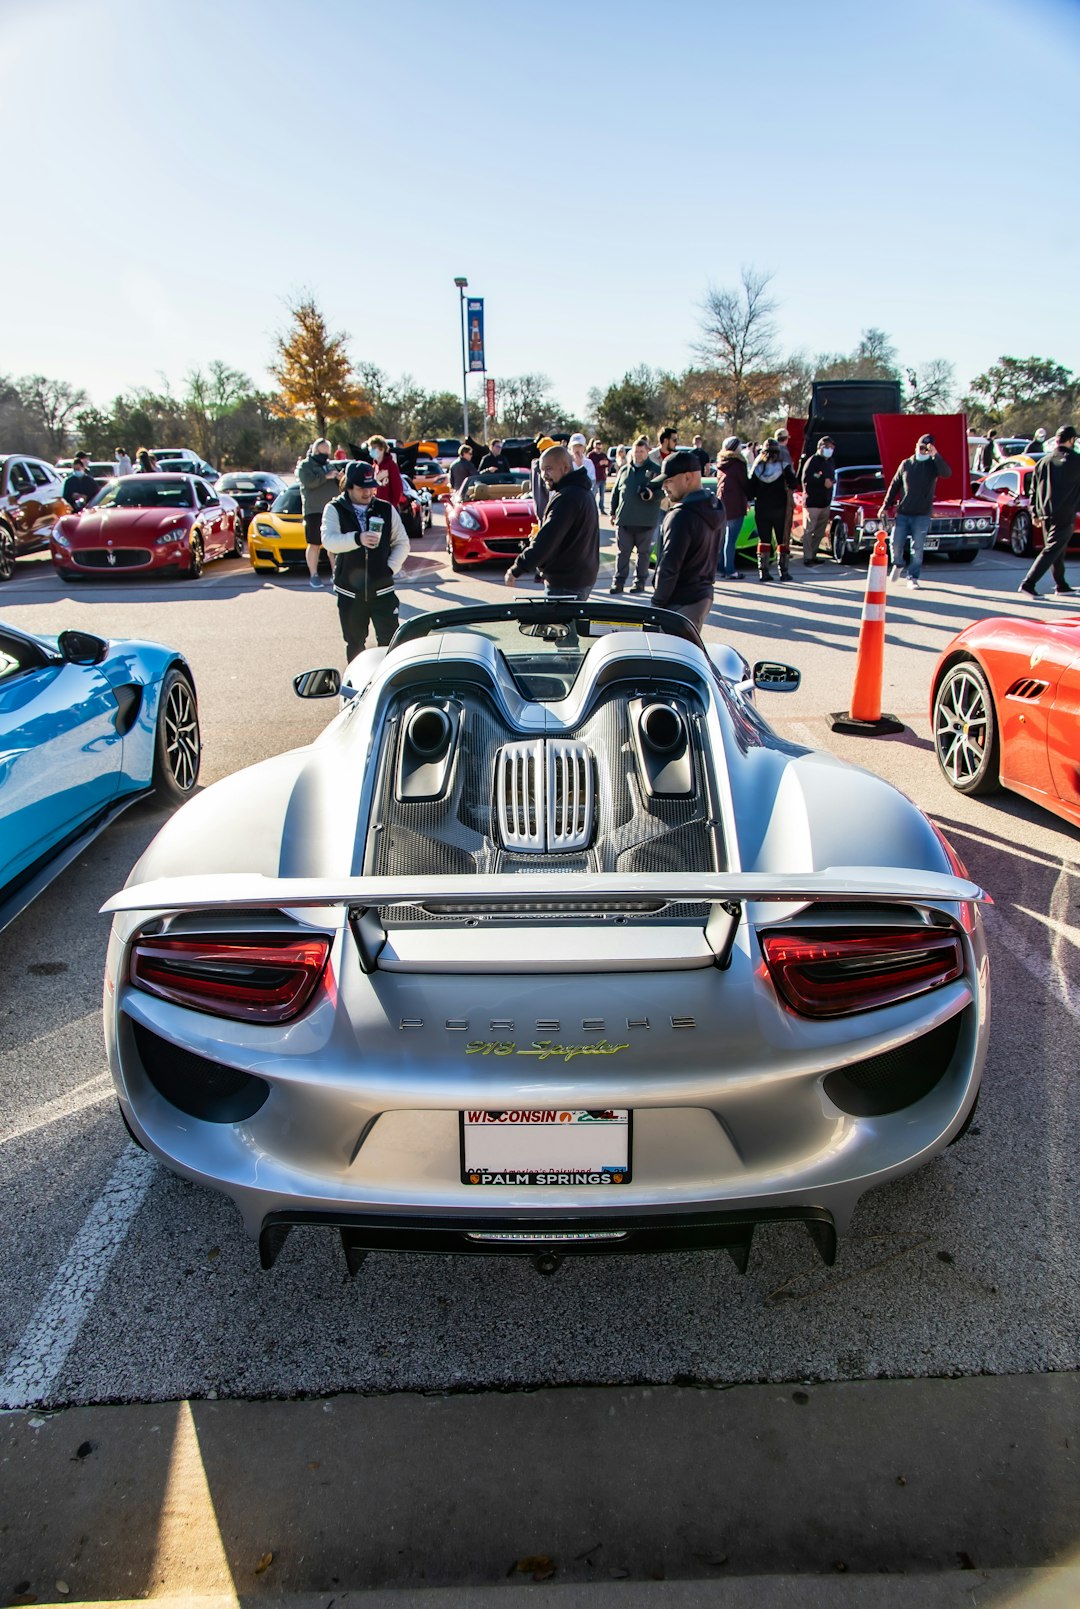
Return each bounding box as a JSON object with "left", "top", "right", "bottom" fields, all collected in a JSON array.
[{"left": 103, "top": 598, "right": 989, "bottom": 1275}]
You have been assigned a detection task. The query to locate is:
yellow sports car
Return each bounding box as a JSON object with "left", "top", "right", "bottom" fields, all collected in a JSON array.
[
  {"left": 410, "top": 456, "right": 450, "bottom": 499},
  {"left": 246, "top": 482, "right": 317, "bottom": 572}
]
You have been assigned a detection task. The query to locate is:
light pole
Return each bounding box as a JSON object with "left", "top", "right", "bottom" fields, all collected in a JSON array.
[{"left": 454, "top": 276, "right": 469, "bottom": 441}]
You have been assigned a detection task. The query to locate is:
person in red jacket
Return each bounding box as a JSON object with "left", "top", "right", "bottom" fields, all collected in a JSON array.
[{"left": 366, "top": 435, "right": 403, "bottom": 508}]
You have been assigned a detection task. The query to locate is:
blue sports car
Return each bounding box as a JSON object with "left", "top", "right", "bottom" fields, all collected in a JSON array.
[{"left": 0, "top": 620, "right": 200, "bottom": 931}]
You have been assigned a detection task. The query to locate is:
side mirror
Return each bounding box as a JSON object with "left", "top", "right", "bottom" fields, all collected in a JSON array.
[
  {"left": 753, "top": 661, "right": 801, "bottom": 694},
  {"left": 293, "top": 667, "right": 341, "bottom": 699},
  {"left": 57, "top": 629, "right": 108, "bottom": 666}
]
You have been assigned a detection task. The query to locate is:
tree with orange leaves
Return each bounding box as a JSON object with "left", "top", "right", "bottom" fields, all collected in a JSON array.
[{"left": 270, "top": 294, "right": 370, "bottom": 437}]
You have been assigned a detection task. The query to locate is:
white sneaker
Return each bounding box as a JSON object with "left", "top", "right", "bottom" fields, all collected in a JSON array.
[
  {"left": 907, "top": 577, "right": 920, "bottom": 590},
  {"left": 889, "top": 564, "right": 902, "bottom": 582}
]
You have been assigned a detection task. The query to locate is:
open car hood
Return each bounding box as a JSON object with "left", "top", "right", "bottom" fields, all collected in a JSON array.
[{"left": 874, "top": 413, "right": 970, "bottom": 499}]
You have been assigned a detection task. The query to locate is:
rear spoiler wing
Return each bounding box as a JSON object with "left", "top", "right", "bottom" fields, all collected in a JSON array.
[{"left": 103, "top": 867, "right": 987, "bottom": 916}]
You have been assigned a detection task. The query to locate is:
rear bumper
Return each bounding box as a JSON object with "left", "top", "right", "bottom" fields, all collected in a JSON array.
[{"left": 259, "top": 1203, "right": 839, "bottom": 1271}]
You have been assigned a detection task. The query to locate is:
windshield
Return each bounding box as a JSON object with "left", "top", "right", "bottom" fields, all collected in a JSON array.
[
  {"left": 391, "top": 601, "right": 699, "bottom": 701},
  {"left": 219, "top": 475, "right": 274, "bottom": 491},
  {"left": 90, "top": 477, "right": 195, "bottom": 509},
  {"left": 462, "top": 479, "right": 529, "bottom": 502},
  {"left": 835, "top": 469, "right": 886, "bottom": 496},
  {"left": 271, "top": 485, "right": 302, "bottom": 515}
]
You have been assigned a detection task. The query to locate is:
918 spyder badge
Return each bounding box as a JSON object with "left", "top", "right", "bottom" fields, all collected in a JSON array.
[
  {"left": 465, "top": 1039, "right": 629, "bottom": 1062},
  {"left": 461, "top": 1109, "right": 631, "bottom": 1185}
]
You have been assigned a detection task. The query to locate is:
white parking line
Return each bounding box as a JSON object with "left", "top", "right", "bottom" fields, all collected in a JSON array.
[
  {"left": 0, "top": 1144, "right": 156, "bottom": 1409},
  {"left": 0, "top": 1073, "right": 112, "bottom": 1148}
]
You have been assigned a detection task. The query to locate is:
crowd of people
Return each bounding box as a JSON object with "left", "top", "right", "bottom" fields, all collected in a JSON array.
[{"left": 296, "top": 419, "right": 1080, "bottom": 661}]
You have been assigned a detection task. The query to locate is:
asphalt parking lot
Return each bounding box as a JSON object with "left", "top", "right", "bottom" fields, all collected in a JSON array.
[{"left": 1, "top": 512, "right": 1076, "bottom": 1415}]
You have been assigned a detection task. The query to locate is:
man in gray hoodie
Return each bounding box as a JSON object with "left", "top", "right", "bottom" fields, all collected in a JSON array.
[{"left": 296, "top": 438, "right": 342, "bottom": 587}]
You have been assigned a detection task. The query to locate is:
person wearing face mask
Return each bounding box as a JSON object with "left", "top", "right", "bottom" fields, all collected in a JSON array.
[
  {"left": 1019, "top": 425, "right": 1080, "bottom": 598},
  {"left": 365, "top": 434, "right": 404, "bottom": 509},
  {"left": 881, "top": 434, "right": 951, "bottom": 590},
  {"left": 800, "top": 435, "right": 836, "bottom": 567},
  {"left": 608, "top": 437, "right": 663, "bottom": 593},
  {"left": 749, "top": 440, "right": 798, "bottom": 582},
  {"left": 504, "top": 445, "right": 599, "bottom": 599},
  {"left": 296, "top": 437, "right": 342, "bottom": 587}
]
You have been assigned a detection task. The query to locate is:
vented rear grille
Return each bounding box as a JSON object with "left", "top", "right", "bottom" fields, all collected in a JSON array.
[
  {"left": 548, "top": 740, "right": 593, "bottom": 850},
  {"left": 496, "top": 741, "right": 544, "bottom": 851},
  {"left": 496, "top": 739, "right": 594, "bottom": 854}
]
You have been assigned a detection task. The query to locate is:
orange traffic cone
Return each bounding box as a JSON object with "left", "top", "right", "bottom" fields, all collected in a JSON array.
[{"left": 830, "top": 529, "right": 904, "bottom": 735}]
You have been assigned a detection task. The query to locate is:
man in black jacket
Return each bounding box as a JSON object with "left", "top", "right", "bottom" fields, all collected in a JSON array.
[
  {"left": 479, "top": 439, "right": 510, "bottom": 474},
  {"left": 800, "top": 435, "right": 836, "bottom": 565},
  {"left": 882, "top": 433, "right": 951, "bottom": 590},
  {"left": 652, "top": 450, "right": 723, "bottom": 632},
  {"left": 1019, "top": 426, "right": 1080, "bottom": 597},
  {"left": 321, "top": 461, "right": 410, "bottom": 658},
  {"left": 61, "top": 453, "right": 99, "bottom": 510},
  {"left": 505, "top": 446, "right": 598, "bottom": 598}
]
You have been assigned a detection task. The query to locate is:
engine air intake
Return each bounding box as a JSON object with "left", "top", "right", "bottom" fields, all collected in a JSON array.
[{"left": 495, "top": 740, "right": 595, "bottom": 854}]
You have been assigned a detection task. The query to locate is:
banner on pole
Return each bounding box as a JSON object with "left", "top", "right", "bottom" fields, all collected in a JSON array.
[
  {"left": 467, "top": 298, "right": 485, "bottom": 372},
  {"left": 485, "top": 377, "right": 496, "bottom": 417}
]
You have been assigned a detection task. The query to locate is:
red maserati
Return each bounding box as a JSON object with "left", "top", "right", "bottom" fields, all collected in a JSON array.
[
  {"left": 444, "top": 473, "right": 536, "bottom": 570},
  {"left": 51, "top": 474, "right": 240, "bottom": 580},
  {"left": 931, "top": 613, "right": 1080, "bottom": 829}
]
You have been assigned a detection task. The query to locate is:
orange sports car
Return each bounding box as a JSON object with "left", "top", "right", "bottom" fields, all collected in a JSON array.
[{"left": 411, "top": 456, "right": 450, "bottom": 499}]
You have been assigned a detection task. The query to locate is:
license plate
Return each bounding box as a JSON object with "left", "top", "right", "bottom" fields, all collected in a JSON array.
[
  {"left": 461, "top": 1109, "right": 631, "bottom": 1185},
  {"left": 924, "top": 538, "right": 940, "bottom": 551}
]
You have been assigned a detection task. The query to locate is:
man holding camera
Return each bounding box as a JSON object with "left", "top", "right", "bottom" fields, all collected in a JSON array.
[
  {"left": 608, "top": 436, "right": 663, "bottom": 593},
  {"left": 321, "top": 461, "right": 410, "bottom": 660}
]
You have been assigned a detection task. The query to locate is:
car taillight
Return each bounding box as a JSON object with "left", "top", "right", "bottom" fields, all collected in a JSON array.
[
  {"left": 760, "top": 928, "right": 963, "bottom": 1018},
  {"left": 130, "top": 934, "right": 331, "bottom": 1023}
]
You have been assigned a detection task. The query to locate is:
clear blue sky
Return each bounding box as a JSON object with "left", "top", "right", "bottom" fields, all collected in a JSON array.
[{"left": 3, "top": 0, "right": 1078, "bottom": 418}]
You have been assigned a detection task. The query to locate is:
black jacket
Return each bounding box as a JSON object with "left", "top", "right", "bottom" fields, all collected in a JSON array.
[
  {"left": 1032, "top": 448, "right": 1080, "bottom": 528},
  {"left": 509, "top": 466, "right": 599, "bottom": 590},
  {"left": 800, "top": 452, "right": 835, "bottom": 509},
  {"left": 653, "top": 490, "right": 724, "bottom": 608},
  {"left": 748, "top": 462, "right": 798, "bottom": 511},
  {"left": 882, "top": 454, "right": 951, "bottom": 517},
  {"left": 326, "top": 494, "right": 397, "bottom": 600},
  {"left": 62, "top": 472, "right": 98, "bottom": 507},
  {"left": 479, "top": 451, "right": 509, "bottom": 474}
]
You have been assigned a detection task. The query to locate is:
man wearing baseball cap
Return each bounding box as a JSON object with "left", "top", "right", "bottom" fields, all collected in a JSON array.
[
  {"left": 651, "top": 449, "right": 724, "bottom": 632},
  {"left": 567, "top": 433, "right": 597, "bottom": 491},
  {"left": 321, "top": 461, "right": 410, "bottom": 660},
  {"left": 881, "top": 432, "right": 951, "bottom": 590}
]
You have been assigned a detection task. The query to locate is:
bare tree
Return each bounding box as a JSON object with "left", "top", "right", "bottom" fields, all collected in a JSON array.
[
  {"left": 694, "top": 267, "right": 779, "bottom": 436},
  {"left": 18, "top": 375, "right": 88, "bottom": 456},
  {"left": 905, "top": 359, "right": 956, "bottom": 414}
]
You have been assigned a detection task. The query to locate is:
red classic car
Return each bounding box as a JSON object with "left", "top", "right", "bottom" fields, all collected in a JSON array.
[
  {"left": 827, "top": 414, "right": 995, "bottom": 565},
  {"left": 444, "top": 473, "right": 536, "bottom": 570},
  {"left": 51, "top": 474, "right": 240, "bottom": 580},
  {"left": 969, "top": 455, "right": 1080, "bottom": 558},
  {"left": 932, "top": 613, "right": 1080, "bottom": 829}
]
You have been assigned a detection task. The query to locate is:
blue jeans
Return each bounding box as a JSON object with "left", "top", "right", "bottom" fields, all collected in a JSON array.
[
  {"left": 890, "top": 513, "right": 932, "bottom": 580},
  {"left": 595, "top": 481, "right": 606, "bottom": 514},
  {"left": 718, "top": 516, "right": 742, "bottom": 576}
]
